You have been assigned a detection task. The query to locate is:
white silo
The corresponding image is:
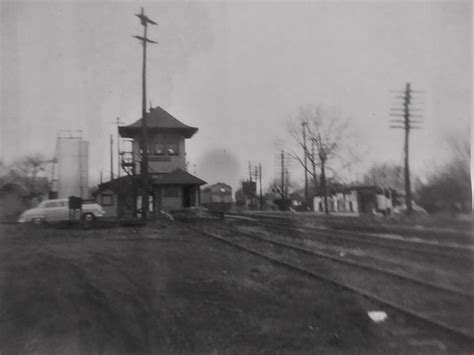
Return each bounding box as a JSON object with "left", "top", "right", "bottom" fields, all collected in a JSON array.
[{"left": 53, "top": 131, "right": 89, "bottom": 199}]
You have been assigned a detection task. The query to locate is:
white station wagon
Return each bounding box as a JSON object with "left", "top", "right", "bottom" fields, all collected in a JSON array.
[{"left": 17, "top": 199, "right": 106, "bottom": 224}]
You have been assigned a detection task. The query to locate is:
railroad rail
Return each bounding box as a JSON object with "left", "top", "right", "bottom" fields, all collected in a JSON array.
[
  {"left": 191, "top": 225, "right": 474, "bottom": 344},
  {"left": 232, "top": 229, "right": 474, "bottom": 297},
  {"left": 227, "top": 213, "right": 473, "bottom": 261}
]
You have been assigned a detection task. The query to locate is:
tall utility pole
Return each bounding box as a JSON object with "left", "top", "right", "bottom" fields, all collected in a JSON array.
[
  {"left": 133, "top": 7, "right": 157, "bottom": 220},
  {"left": 302, "top": 121, "right": 308, "bottom": 206},
  {"left": 115, "top": 117, "right": 123, "bottom": 178},
  {"left": 259, "top": 163, "right": 263, "bottom": 211},
  {"left": 311, "top": 139, "right": 317, "bottom": 193},
  {"left": 254, "top": 165, "right": 259, "bottom": 209},
  {"left": 110, "top": 134, "right": 114, "bottom": 180},
  {"left": 390, "top": 82, "right": 423, "bottom": 215},
  {"left": 248, "top": 161, "right": 253, "bottom": 208},
  {"left": 280, "top": 150, "right": 285, "bottom": 200}
]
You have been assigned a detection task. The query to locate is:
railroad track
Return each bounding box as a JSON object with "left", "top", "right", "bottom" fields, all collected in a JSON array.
[
  {"left": 228, "top": 213, "right": 474, "bottom": 261},
  {"left": 192, "top": 224, "right": 474, "bottom": 344},
  {"left": 232, "top": 228, "right": 474, "bottom": 297},
  {"left": 229, "top": 216, "right": 474, "bottom": 287}
]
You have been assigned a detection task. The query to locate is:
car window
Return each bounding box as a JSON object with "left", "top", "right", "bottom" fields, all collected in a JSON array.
[{"left": 44, "top": 202, "right": 59, "bottom": 208}]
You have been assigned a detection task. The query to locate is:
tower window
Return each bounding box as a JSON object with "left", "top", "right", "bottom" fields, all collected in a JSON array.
[
  {"left": 167, "top": 142, "right": 178, "bottom": 155},
  {"left": 150, "top": 138, "right": 178, "bottom": 156},
  {"left": 154, "top": 143, "right": 165, "bottom": 155},
  {"left": 166, "top": 137, "right": 179, "bottom": 156}
]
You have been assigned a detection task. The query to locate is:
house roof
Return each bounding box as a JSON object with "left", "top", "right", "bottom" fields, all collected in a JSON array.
[
  {"left": 119, "top": 106, "right": 198, "bottom": 138},
  {"left": 289, "top": 192, "right": 303, "bottom": 201},
  {"left": 153, "top": 169, "right": 207, "bottom": 186}
]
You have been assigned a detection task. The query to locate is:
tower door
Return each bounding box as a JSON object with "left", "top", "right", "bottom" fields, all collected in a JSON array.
[{"left": 183, "top": 186, "right": 192, "bottom": 208}]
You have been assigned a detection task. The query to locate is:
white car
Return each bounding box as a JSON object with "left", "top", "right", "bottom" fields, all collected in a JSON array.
[{"left": 17, "top": 199, "right": 106, "bottom": 224}]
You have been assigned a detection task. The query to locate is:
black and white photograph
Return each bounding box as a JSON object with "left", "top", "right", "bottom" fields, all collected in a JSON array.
[{"left": 0, "top": 0, "right": 472, "bottom": 354}]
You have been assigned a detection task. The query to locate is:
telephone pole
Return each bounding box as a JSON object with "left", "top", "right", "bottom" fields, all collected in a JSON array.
[
  {"left": 114, "top": 117, "right": 124, "bottom": 178},
  {"left": 133, "top": 7, "right": 157, "bottom": 220},
  {"left": 390, "top": 82, "right": 423, "bottom": 215},
  {"left": 110, "top": 134, "right": 114, "bottom": 180},
  {"left": 259, "top": 163, "right": 263, "bottom": 211},
  {"left": 254, "top": 165, "right": 259, "bottom": 209},
  {"left": 302, "top": 121, "right": 308, "bottom": 206},
  {"left": 280, "top": 150, "right": 285, "bottom": 200}
]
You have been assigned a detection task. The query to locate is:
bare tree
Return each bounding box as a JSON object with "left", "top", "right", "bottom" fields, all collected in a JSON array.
[
  {"left": 13, "top": 155, "right": 46, "bottom": 175},
  {"left": 266, "top": 175, "right": 299, "bottom": 199},
  {"left": 418, "top": 134, "right": 471, "bottom": 213},
  {"left": 289, "top": 105, "right": 355, "bottom": 214},
  {"left": 8, "top": 155, "right": 50, "bottom": 197},
  {"left": 446, "top": 133, "right": 470, "bottom": 186},
  {"left": 362, "top": 163, "right": 404, "bottom": 192}
]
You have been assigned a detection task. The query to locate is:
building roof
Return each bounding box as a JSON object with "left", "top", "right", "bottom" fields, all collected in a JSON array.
[
  {"left": 96, "top": 169, "right": 207, "bottom": 193},
  {"left": 312, "top": 184, "right": 400, "bottom": 197},
  {"left": 119, "top": 106, "right": 198, "bottom": 138},
  {"left": 153, "top": 169, "right": 207, "bottom": 186},
  {"left": 289, "top": 192, "right": 304, "bottom": 201}
]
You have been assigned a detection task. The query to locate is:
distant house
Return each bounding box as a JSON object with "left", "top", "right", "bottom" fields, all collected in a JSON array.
[
  {"left": 289, "top": 192, "right": 304, "bottom": 209},
  {"left": 313, "top": 185, "right": 396, "bottom": 215},
  {"left": 95, "top": 106, "right": 206, "bottom": 218}
]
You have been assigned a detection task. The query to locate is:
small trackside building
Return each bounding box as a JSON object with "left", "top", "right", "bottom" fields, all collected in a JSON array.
[
  {"left": 313, "top": 185, "right": 396, "bottom": 215},
  {"left": 94, "top": 106, "right": 207, "bottom": 218}
]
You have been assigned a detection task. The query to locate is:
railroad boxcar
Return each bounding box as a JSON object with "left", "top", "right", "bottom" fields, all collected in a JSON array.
[{"left": 201, "top": 183, "right": 233, "bottom": 216}]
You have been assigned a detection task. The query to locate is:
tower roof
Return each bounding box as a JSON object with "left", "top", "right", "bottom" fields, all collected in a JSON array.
[
  {"left": 153, "top": 168, "right": 207, "bottom": 185},
  {"left": 119, "top": 106, "right": 198, "bottom": 138}
]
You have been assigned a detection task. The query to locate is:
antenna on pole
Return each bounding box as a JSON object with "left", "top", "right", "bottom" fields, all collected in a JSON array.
[{"left": 133, "top": 7, "right": 157, "bottom": 221}]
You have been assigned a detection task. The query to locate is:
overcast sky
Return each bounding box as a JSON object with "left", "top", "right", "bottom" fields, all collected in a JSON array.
[{"left": 1, "top": 0, "right": 471, "bottom": 191}]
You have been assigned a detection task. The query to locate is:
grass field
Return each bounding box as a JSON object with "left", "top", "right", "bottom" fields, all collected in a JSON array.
[{"left": 0, "top": 222, "right": 466, "bottom": 354}]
